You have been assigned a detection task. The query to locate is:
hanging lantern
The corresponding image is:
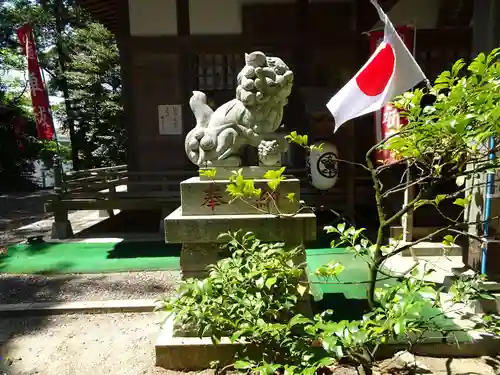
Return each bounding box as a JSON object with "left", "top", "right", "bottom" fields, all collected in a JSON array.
[{"left": 307, "top": 141, "right": 339, "bottom": 190}]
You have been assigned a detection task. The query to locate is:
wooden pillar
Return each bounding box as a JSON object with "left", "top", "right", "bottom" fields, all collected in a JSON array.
[
  {"left": 176, "top": 0, "right": 193, "bottom": 168},
  {"left": 472, "top": 0, "right": 500, "bottom": 55},
  {"left": 287, "top": 0, "right": 309, "bottom": 169},
  {"left": 401, "top": 171, "right": 414, "bottom": 242}
]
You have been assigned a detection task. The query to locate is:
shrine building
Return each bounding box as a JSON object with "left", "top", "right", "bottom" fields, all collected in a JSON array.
[{"left": 76, "top": 0, "right": 496, "bottom": 227}]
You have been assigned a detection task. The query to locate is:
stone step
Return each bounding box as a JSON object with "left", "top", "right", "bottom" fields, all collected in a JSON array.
[
  {"left": 474, "top": 293, "right": 500, "bottom": 314},
  {"left": 382, "top": 254, "right": 465, "bottom": 287},
  {"left": 389, "top": 240, "right": 462, "bottom": 257}
]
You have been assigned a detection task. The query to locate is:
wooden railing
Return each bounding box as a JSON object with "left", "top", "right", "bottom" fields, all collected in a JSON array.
[
  {"left": 55, "top": 165, "right": 194, "bottom": 201},
  {"left": 45, "top": 165, "right": 197, "bottom": 238}
]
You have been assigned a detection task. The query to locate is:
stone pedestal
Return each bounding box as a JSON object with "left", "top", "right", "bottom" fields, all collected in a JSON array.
[{"left": 164, "top": 168, "right": 316, "bottom": 280}]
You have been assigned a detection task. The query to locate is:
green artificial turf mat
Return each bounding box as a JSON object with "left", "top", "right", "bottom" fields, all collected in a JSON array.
[
  {"left": 1, "top": 241, "right": 181, "bottom": 274},
  {"left": 307, "top": 247, "right": 400, "bottom": 320}
]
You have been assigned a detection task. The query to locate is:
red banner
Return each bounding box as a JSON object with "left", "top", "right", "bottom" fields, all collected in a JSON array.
[
  {"left": 371, "top": 26, "right": 414, "bottom": 163},
  {"left": 17, "top": 24, "right": 54, "bottom": 140}
]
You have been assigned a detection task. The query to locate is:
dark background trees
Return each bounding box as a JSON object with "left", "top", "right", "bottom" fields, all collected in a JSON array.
[{"left": 0, "top": 0, "right": 125, "bottom": 190}]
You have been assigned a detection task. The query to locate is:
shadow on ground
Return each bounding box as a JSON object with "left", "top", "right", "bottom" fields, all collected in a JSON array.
[
  {"left": 76, "top": 209, "right": 166, "bottom": 237},
  {"left": 0, "top": 264, "right": 72, "bottom": 366},
  {"left": 107, "top": 241, "right": 180, "bottom": 259},
  {"left": 0, "top": 191, "right": 52, "bottom": 231}
]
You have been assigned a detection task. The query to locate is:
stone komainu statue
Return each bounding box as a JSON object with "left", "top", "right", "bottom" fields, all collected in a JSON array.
[{"left": 185, "top": 51, "right": 294, "bottom": 167}]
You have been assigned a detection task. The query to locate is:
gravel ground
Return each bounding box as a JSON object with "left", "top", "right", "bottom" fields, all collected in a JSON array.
[
  {"left": 0, "top": 192, "right": 52, "bottom": 247},
  {"left": 0, "top": 312, "right": 356, "bottom": 375},
  {"left": 0, "top": 312, "right": 183, "bottom": 375},
  {"left": 0, "top": 271, "right": 181, "bottom": 304},
  {"left": 0, "top": 191, "right": 51, "bottom": 231},
  {"left": 0, "top": 312, "right": 498, "bottom": 375}
]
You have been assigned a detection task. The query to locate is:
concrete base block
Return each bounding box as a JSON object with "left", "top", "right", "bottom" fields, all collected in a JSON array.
[
  {"left": 180, "top": 243, "right": 221, "bottom": 279},
  {"left": 382, "top": 254, "right": 464, "bottom": 287},
  {"left": 155, "top": 316, "right": 245, "bottom": 370},
  {"left": 165, "top": 207, "right": 316, "bottom": 244},
  {"left": 156, "top": 312, "right": 500, "bottom": 370},
  {"left": 181, "top": 176, "right": 300, "bottom": 216},
  {"left": 478, "top": 281, "right": 500, "bottom": 292},
  {"left": 51, "top": 220, "right": 74, "bottom": 239},
  {"left": 474, "top": 293, "right": 500, "bottom": 314}
]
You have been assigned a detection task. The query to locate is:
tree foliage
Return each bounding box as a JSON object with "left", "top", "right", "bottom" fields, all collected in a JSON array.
[
  {"left": 60, "top": 22, "right": 125, "bottom": 167},
  {"left": 0, "top": 0, "right": 125, "bottom": 179},
  {"left": 0, "top": 82, "right": 42, "bottom": 191}
]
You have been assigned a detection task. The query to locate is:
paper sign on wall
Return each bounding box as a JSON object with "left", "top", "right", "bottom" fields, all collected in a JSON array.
[{"left": 158, "top": 104, "right": 182, "bottom": 135}]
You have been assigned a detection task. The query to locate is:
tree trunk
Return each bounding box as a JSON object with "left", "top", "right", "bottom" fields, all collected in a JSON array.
[
  {"left": 356, "top": 364, "right": 373, "bottom": 375},
  {"left": 53, "top": 0, "right": 80, "bottom": 170}
]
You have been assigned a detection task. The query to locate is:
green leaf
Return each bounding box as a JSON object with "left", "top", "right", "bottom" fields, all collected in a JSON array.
[
  {"left": 297, "top": 284, "right": 307, "bottom": 296},
  {"left": 321, "top": 336, "right": 337, "bottom": 352},
  {"left": 286, "top": 192, "right": 296, "bottom": 202},
  {"left": 453, "top": 198, "right": 469, "bottom": 208},
  {"left": 316, "top": 357, "right": 336, "bottom": 367},
  {"left": 201, "top": 279, "right": 213, "bottom": 294},
  {"left": 478, "top": 293, "right": 497, "bottom": 300},
  {"left": 331, "top": 345, "right": 344, "bottom": 359},
  {"left": 394, "top": 319, "right": 405, "bottom": 336},
  {"left": 234, "top": 360, "right": 253, "bottom": 370},
  {"left": 226, "top": 183, "right": 243, "bottom": 198},
  {"left": 285, "top": 131, "right": 309, "bottom": 148},
  {"left": 434, "top": 194, "right": 447, "bottom": 206},
  {"left": 337, "top": 223, "right": 346, "bottom": 233},
  {"left": 231, "top": 328, "right": 251, "bottom": 342},
  {"left": 264, "top": 167, "right": 286, "bottom": 180},
  {"left": 443, "top": 235, "right": 454, "bottom": 243},
  {"left": 324, "top": 225, "right": 337, "bottom": 234},
  {"left": 451, "top": 59, "right": 466, "bottom": 77},
  {"left": 267, "top": 179, "right": 281, "bottom": 191},
  {"left": 242, "top": 180, "right": 261, "bottom": 197},
  {"left": 288, "top": 314, "right": 311, "bottom": 328},
  {"left": 264, "top": 167, "right": 286, "bottom": 191},
  {"left": 265, "top": 277, "right": 277, "bottom": 289},
  {"left": 456, "top": 175, "right": 466, "bottom": 187},
  {"left": 256, "top": 276, "right": 265, "bottom": 289},
  {"left": 199, "top": 168, "right": 217, "bottom": 178}
]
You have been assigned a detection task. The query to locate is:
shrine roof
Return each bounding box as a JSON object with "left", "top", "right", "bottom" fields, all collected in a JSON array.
[{"left": 77, "top": 0, "right": 119, "bottom": 33}]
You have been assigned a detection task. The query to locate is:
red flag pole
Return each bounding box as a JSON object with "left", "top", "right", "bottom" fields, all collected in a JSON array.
[
  {"left": 17, "top": 23, "right": 64, "bottom": 185},
  {"left": 17, "top": 23, "right": 57, "bottom": 142}
]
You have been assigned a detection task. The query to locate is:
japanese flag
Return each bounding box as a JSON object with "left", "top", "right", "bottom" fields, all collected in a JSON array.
[{"left": 327, "top": 0, "right": 426, "bottom": 132}]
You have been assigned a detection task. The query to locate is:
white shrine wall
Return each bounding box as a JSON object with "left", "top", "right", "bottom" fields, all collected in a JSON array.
[{"left": 128, "top": 0, "right": 354, "bottom": 36}]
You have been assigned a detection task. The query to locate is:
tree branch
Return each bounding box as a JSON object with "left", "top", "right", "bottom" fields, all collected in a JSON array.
[
  {"left": 332, "top": 157, "right": 371, "bottom": 173},
  {"left": 382, "top": 174, "right": 431, "bottom": 198},
  {"left": 381, "top": 224, "right": 454, "bottom": 261}
]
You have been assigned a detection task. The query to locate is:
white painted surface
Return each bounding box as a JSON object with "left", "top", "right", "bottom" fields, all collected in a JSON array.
[
  {"left": 158, "top": 104, "right": 183, "bottom": 135},
  {"left": 240, "top": 0, "right": 352, "bottom": 3},
  {"left": 307, "top": 141, "right": 339, "bottom": 190},
  {"left": 128, "top": 0, "right": 178, "bottom": 36},
  {"left": 128, "top": 0, "right": 353, "bottom": 37},
  {"left": 189, "top": 0, "right": 242, "bottom": 34}
]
